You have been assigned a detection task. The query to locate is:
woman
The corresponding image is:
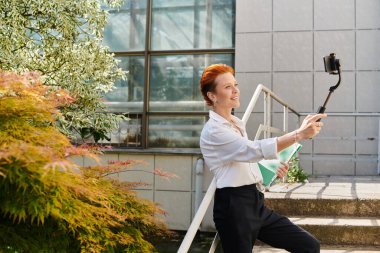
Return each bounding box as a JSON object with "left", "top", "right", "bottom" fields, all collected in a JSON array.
[{"left": 199, "top": 64, "right": 325, "bottom": 253}]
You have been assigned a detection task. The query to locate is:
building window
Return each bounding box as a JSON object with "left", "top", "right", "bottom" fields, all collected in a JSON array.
[
  {"left": 151, "top": 0, "right": 235, "bottom": 50},
  {"left": 103, "top": 0, "right": 235, "bottom": 148}
]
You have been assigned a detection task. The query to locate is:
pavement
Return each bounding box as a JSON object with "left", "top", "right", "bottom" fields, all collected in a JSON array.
[
  {"left": 252, "top": 246, "right": 380, "bottom": 252},
  {"left": 265, "top": 176, "right": 380, "bottom": 200}
]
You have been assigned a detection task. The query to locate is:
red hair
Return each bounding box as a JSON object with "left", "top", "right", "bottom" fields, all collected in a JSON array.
[{"left": 200, "top": 64, "right": 235, "bottom": 106}]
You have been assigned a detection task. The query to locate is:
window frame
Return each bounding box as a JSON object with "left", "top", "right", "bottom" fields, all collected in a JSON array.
[{"left": 106, "top": 0, "right": 235, "bottom": 148}]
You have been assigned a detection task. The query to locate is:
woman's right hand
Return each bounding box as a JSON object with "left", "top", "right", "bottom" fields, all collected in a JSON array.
[{"left": 297, "top": 114, "right": 327, "bottom": 140}]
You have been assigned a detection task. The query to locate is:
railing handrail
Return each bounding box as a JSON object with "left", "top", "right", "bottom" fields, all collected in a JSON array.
[
  {"left": 177, "top": 84, "right": 300, "bottom": 253},
  {"left": 242, "top": 84, "right": 300, "bottom": 124}
]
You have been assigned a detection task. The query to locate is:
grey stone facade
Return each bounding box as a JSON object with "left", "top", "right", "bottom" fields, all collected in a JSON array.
[{"left": 235, "top": 0, "right": 380, "bottom": 176}]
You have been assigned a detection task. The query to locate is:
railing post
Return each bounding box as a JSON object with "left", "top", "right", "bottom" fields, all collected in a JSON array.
[
  {"left": 378, "top": 118, "right": 380, "bottom": 175},
  {"left": 264, "top": 92, "right": 271, "bottom": 138},
  {"left": 283, "top": 106, "right": 289, "bottom": 133},
  {"left": 178, "top": 179, "right": 216, "bottom": 253},
  {"left": 209, "top": 233, "right": 220, "bottom": 253},
  {"left": 242, "top": 84, "right": 264, "bottom": 124},
  {"left": 264, "top": 92, "right": 267, "bottom": 138},
  {"left": 194, "top": 158, "right": 204, "bottom": 215}
]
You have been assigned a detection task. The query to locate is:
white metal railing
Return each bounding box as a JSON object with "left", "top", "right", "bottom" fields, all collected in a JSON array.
[
  {"left": 378, "top": 118, "right": 380, "bottom": 174},
  {"left": 178, "top": 84, "right": 301, "bottom": 253}
]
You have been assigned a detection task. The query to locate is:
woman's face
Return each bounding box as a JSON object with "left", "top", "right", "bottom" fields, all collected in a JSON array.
[{"left": 209, "top": 72, "right": 240, "bottom": 109}]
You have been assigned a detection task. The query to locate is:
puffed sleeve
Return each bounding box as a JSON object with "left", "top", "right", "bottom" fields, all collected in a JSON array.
[{"left": 201, "top": 124, "right": 278, "bottom": 168}]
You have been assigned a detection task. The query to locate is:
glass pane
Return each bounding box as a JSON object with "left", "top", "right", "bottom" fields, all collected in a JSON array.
[
  {"left": 99, "top": 114, "right": 142, "bottom": 147},
  {"left": 151, "top": 0, "right": 235, "bottom": 50},
  {"left": 153, "top": 0, "right": 195, "bottom": 8},
  {"left": 103, "top": 0, "right": 146, "bottom": 51},
  {"left": 148, "top": 116, "right": 206, "bottom": 148},
  {"left": 104, "top": 56, "right": 145, "bottom": 113},
  {"left": 149, "top": 54, "right": 234, "bottom": 112}
]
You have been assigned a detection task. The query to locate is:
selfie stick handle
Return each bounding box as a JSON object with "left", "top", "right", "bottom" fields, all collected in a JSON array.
[{"left": 316, "top": 65, "right": 341, "bottom": 122}]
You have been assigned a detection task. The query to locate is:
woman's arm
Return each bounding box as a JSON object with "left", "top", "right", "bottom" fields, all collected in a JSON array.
[{"left": 277, "top": 114, "right": 327, "bottom": 152}]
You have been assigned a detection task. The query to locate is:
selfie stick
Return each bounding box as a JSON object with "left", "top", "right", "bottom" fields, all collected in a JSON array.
[{"left": 316, "top": 53, "right": 341, "bottom": 121}]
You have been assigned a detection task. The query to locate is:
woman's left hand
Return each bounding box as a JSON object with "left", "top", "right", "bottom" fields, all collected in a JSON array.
[{"left": 276, "top": 162, "right": 289, "bottom": 178}]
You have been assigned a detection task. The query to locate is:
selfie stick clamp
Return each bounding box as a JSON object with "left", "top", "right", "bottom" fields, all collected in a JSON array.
[{"left": 317, "top": 53, "right": 341, "bottom": 117}]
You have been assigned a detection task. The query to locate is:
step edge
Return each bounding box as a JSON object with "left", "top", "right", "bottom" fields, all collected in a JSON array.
[{"left": 289, "top": 217, "right": 380, "bottom": 227}]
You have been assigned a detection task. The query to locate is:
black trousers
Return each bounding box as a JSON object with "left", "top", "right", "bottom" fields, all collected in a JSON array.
[{"left": 214, "top": 184, "right": 320, "bottom": 253}]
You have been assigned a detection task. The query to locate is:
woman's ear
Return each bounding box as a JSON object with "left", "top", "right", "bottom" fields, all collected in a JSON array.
[{"left": 207, "top": 92, "right": 215, "bottom": 102}]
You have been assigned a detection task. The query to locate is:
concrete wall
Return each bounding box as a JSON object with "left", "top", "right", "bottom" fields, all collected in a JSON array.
[
  {"left": 235, "top": 0, "right": 380, "bottom": 176},
  {"left": 71, "top": 152, "right": 216, "bottom": 231}
]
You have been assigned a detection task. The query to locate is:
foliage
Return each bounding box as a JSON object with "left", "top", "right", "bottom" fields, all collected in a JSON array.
[
  {"left": 0, "top": 71, "right": 169, "bottom": 252},
  {"left": 286, "top": 157, "right": 309, "bottom": 183},
  {"left": 0, "top": 0, "right": 126, "bottom": 142}
]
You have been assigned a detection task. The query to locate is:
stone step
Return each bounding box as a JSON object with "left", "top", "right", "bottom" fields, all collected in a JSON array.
[
  {"left": 253, "top": 245, "right": 380, "bottom": 252},
  {"left": 264, "top": 198, "right": 380, "bottom": 217},
  {"left": 257, "top": 178, "right": 380, "bottom": 250},
  {"left": 264, "top": 178, "right": 380, "bottom": 217},
  {"left": 266, "top": 177, "right": 380, "bottom": 202},
  {"left": 289, "top": 217, "right": 380, "bottom": 247}
]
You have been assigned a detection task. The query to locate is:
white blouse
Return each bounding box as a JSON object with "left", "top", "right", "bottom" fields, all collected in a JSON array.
[{"left": 200, "top": 110, "right": 278, "bottom": 189}]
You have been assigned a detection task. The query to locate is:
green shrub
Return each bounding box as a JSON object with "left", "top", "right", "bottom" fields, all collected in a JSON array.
[
  {"left": 286, "top": 157, "right": 309, "bottom": 183},
  {"left": 0, "top": 0, "right": 126, "bottom": 142},
  {"left": 0, "top": 71, "right": 168, "bottom": 252}
]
